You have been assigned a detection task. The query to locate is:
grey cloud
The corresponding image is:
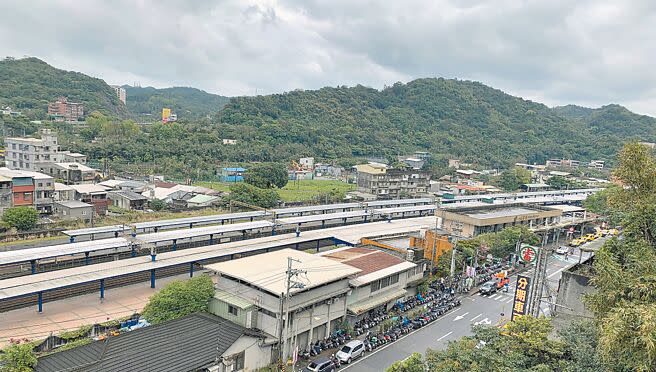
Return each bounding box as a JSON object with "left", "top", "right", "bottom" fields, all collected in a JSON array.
[{"left": 0, "top": 0, "right": 654, "bottom": 114}]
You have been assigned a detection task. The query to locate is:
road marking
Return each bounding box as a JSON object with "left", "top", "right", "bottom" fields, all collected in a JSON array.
[
  {"left": 469, "top": 314, "right": 482, "bottom": 322},
  {"left": 547, "top": 266, "right": 568, "bottom": 278},
  {"left": 340, "top": 307, "right": 461, "bottom": 370},
  {"left": 474, "top": 318, "right": 491, "bottom": 325},
  {"left": 437, "top": 331, "right": 453, "bottom": 341},
  {"left": 453, "top": 312, "right": 469, "bottom": 321},
  {"left": 506, "top": 298, "right": 513, "bottom": 303}
]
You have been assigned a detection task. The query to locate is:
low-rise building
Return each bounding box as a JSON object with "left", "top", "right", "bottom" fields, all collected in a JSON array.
[
  {"left": 69, "top": 184, "right": 112, "bottom": 215},
  {"left": 0, "top": 168, "right": 53, "bottom": 214},
  {"left": 53, "top": 200, "right": 93, "bottom": 222},
  {"left": 588, "top": 160, "right": 605, "bottom": 170},
  {"left": 314, "top": 163, "right": 344, "bottom": 178},
  {"left": 186, "top": 194, "right": 221, "bottom": 208},
  {"left": 34, "top": 312, "right": 272, "bottom": 372},
  {"left": 47, "top": 97, "right": 84, "bottom": 122},
  {"left": 0, "top": 176, "right": 12, "bottom": 214},
  {"left": 321, "top": 247, "right": 424, "bottom": 320},
  {"left": 220, "top": 167, "right": 246, "bottom": 182},
  {"left": 355, "top": 163, "right": 430, "bottom": 199},
  {"left": 99, "top": 179, "right": 147, "bottom": 193},
  {"left": 36, "top": 162, "right": 96, "bottom": 184},
  {"left": 546, "top": 158, "right": 580, "bottom": 168},
  {"left": 439, "top": 204, "right": 563, "bottom": 238},
  {"left": 107, "top": 190, "right": 148, "bottom": 211},
  {"left": 205, "top": 249, "right": 361, "bottom": 360},
  {"left": 56, "top": 151, "right": 87, "bottom": 164},
  {"left": 53, "top": 182, "right": 75, "bottom": 201}
]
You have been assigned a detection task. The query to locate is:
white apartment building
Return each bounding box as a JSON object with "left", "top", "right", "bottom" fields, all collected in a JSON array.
[
  {"left": 111, "top": 85, "right": 127, "bottom": 105},
  {"left": 4, "top": 129, "right": 59, "bottom": 171}
]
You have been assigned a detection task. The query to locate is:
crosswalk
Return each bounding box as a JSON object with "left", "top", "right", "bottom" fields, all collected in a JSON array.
[{"left": 479, "top": 292, "right": 515, "bottom": 303}]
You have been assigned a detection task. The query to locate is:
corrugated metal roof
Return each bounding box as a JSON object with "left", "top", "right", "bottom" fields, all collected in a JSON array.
[
  {"left": 34, "top": 312, "right": 246, "bottom": 372},
  {"left": 214, "top": 289, "right": 254, "bottom": 309}
]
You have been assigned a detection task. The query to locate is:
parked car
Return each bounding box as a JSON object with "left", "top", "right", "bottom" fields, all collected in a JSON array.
[
  {"left": 304, "top": 358, "right": 335, "bottom": 372},
  {"left": 335, "top": 340, "right": 365, "bottom": 364},
  {"left": 479, "top": 280, "right": 498, "bottom": 295},
  {"left": 555, "top": 246, "right": 569, "bottom": 255}
]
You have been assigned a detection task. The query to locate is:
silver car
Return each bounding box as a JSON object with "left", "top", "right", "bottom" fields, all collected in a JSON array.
[{"left": 335, "top": 340, "right": 365, "bottom": 364}]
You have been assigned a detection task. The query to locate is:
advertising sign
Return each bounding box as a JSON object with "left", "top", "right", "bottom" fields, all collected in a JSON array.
[{"left": 511, "top": 275, "right": 531, "bottom": 320}]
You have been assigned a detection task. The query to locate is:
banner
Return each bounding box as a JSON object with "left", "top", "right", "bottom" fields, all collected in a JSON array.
[{"left": 511, "top": 275, "right": 531, "bottom": 320}]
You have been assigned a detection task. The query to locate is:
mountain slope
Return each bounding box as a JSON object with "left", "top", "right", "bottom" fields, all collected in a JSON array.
[
  {"left": 124, "top": 85, "right": 230, "bottom": 119},
  {"left": 218, "top": 78, "right": 641, "bottom": 166},
  {"left": 0, "top": 57, "right": 128, "bottom": 118}
]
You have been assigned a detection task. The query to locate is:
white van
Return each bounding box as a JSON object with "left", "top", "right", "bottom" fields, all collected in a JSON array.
[{"left": 335, "top": 340, "right": 365, "bottom": 364}]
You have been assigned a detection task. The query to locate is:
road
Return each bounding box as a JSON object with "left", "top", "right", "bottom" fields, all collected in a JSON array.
[{"left": 342, "top": 239, "right": 603, "bottom": 372}]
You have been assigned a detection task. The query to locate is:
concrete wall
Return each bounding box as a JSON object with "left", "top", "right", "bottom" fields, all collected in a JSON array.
[
  {"left": 221, "top": 335, "right": 272, "bottom": 371},
  {"left": 555, "top": 263, "right": 595, "bottom": 321}
]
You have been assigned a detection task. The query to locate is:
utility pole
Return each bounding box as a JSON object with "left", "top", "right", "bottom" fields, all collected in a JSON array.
[
  {"left": 528, "top": 231, "right": 550, "bottom": 317},
  {"left": 279, "top": 257, "right": 306, "bottom": 370}
]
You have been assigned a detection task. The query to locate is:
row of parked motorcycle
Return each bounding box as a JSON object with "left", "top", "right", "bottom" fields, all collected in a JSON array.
[{"left": 302, "top": 288, "right": 461, "bottom": 370}]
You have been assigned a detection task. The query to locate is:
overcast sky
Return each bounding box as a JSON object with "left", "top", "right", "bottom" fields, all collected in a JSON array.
[{"left": 1, "top": 0, "right": 655, "bottom": 115}]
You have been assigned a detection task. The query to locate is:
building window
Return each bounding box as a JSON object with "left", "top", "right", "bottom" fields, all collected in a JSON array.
[
  {"left": 390, "top": 274, "right": 399, "bottom": 285},
  {"left": 38, "top": 183, "right": 43, "bottom": 187},
  {"left": 81, "top": 210, "right": 86, "bottom": 216},
  {"left": 370, "top": 280, "right": 381, "bottom": 292},
  {"left": 228, "top": 304, "right": 239, "bottom": 316}
]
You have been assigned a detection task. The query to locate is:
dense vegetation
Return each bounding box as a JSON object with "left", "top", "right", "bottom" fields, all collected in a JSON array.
[
  {"left": 390, "top": 142, "right": 656, "bottom": 371},
  {"left": 141, "top": 275, "right": 215, "bottom": 325},
  {"left": 3, "top": 58, "right": 656, "bottom": 180},
  {"left": 0, "top": 57, "right": 127, "bottom": 119},
  {"left": 124, "top": 85, "right": 230, "bottom": 120}
]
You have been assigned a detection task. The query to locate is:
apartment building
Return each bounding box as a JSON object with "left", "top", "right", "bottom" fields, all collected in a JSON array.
[
  {"left": 47, "top": 97, "right": 84, "bottom": 122},
  {"left": 37, "top": 162, "right": 96, "bottom": 185},
  {"left": 0, "top": 176, "right": 12, "bottom": 214},
  {"left": 110, "top": 85, "right": 126, "bottom": 105},
  {"left": 4, "top": 129, "right": 59, "bottom": 171},
  {"left": 546, "top": 158, "right": 581, "bottom": 168},
  {"left": 355, "top": 163, "right": 430, "bottom": 199},
  {"left": 0, "top": 168, "right": 54, "bottom": 214}
]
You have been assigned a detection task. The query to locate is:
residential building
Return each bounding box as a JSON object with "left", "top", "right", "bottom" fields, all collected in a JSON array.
[
  {"left": 521, "top": 183, "right": 551, "bottom": 192},
  {"left": 414, "top": 151, "right": 431, "bottom": 161},
  {"left": 21, "top": 171, "right": 55, "bottom": 214},
  {"left": 36, "top": 162, "right": 96, "bottom": 184},
  {"left": 110, "top": 85, "right": 126, "bottom": 104},
  {"left": 220, "top": 167, "right": 246, "bottom": 182},
  {"left": 53, "top": 200, "right": 93, "bottom": 222},
  {"left": 57, "top": 151, "right": 87, "bottom": 164},
  {"left": 107, "top": 190, "right": 148, "bottom": 210},
  {"left": 355, "top": 163, "right": 430, "bottom": 199},
  {"left": 546, "top": 158, "right": 581, "bottom": 168},
  {"left": 448, "top": 159, "right": 461, "bottom": 169},
  {"left": 205, "top": 248, "right": 361, "bottom": 360},
  {"left": 439, "top": 204, "right": 563, "bottom": 238},
  {"left": 47, "top": 97, "right": 84, "bottom": 122},
  {"left": 409, "top": 229, "right": 453, "bottom": 265},
  {"left": 402, "top": 157, "right": 425, "bottom": 169},
  {"left": 222, "top": 139, "right": 238, "bottom": 145},
  {"left": 0, "top": 168, "right": 53, "bottom": 214},
  {"left": 299, "top": 157, "right": 315, "bottom": 170},
  {"left": 1, "top": 106, "right": 22, "bottom": 116},
  {"left": 4, "top": 129, "right": 59, "bottom": 171},
  {"left": 99, "top": 179, "right": 147, "bottom": 193},
  {"left": 320, "top": 247, "right": 424, "bottom": 320},
  {"left": 588, "top": 160, "right": 605, "bottom": 170},
  {"left": 186, "top": 194, "right": 221, "bottom": 208},
  {"left": 0, "top": 176, "right": 12, "bottom": 214},
  {"left": 53, "top": 182, "right": 75, "bottom": 201},
  {"left": 34, "top": 312, "right": 272, "bottom": 372},
  {"left": 314, "top": 163, "right": 344, "bottom": 178},
  {"left": 69, "top": 184, "right": 112, "bottom": 215}
]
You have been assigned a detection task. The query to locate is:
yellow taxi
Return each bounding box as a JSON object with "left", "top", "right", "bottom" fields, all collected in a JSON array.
[{"left": 569, "top": 238, "right": 583, "bottom": 247}]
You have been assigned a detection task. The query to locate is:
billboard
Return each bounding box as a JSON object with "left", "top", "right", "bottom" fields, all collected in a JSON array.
[
  {"left": 162, "top": 108, "right": 171, "bottom": 123},
  {"left": 511, "top": 274, "right": 531, "bottom": 320}
]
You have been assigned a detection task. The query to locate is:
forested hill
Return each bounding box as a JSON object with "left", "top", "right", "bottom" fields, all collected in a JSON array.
[
  {"left": 124, "top": 86, "right": 230, "bottom": 120},
  {"left": 218, "top": 78, "right": 656, "bottom": 167},
  {"left": 0, "top": 57, "right": 128, "bottom": 118},
  {"left": 553, "top": 104, "right": 656, "bottom": 140}
]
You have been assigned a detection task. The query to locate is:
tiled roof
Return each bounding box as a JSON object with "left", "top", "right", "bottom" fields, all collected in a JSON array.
[
  {"left": 35, "top": 313, "right": 246, "bottom": 372},
  {"left": 324, "top": 247, "right": 405, "bottom": 276}
]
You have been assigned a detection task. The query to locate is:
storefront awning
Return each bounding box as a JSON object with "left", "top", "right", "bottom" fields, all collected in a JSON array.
[{"left": 347, "top": 288, "right": 407, "bottom": 315}]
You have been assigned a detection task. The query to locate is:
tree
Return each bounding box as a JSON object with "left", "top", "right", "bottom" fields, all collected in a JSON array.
[
  {"left": 227, "top": 183, "right": 279, "bottom": 208},
  {"left": 1, "top": 207, "right": 38, "bottom": 231},
  {"left": 244, "top": 163, "right": 288, "bottom": 189},
  {"left": 497, "top": 167, "right": 531, "bottom": 191},
  {"left": 547, "top": 175, "right": 571, "bottom": 190},
  {"left": 386, "top": 352, "right": 424, "bottom": 372},
  {"left": 141, "top": 275, "right": 215, "bottom": 324},
  {"left": 149, "top": 198, "right": 166, "bottom": 211},
  {"left": 0, "top": 341, "right": 37, "bottom": 372},
  {"left": 584, "top": 142, "right": 656, "bottom": 371}
]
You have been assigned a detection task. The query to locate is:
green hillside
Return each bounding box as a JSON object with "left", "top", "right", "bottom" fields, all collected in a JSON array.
[
  {"left": 218, "top": 78, "right": 656, "bottom": 167},
  {"left": 0, "top": 57, "right": 128, "bottom": 119},
  {"left": 124, "top": 85, "right": 230, "bottom": 120}
]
